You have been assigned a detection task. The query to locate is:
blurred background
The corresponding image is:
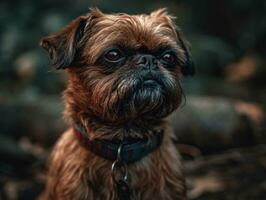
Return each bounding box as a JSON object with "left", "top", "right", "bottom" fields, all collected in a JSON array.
[{"left": 0, "top": 0, "right": 266, "bottom": 199}]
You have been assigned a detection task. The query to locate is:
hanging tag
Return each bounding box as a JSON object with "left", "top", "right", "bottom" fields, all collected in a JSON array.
[{"left": 115, "top": 180, "right": 131, "bottom": 200}]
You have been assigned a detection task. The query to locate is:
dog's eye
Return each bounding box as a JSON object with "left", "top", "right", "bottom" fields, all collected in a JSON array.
[
  {"left": 104, "top": 49, "right": 123, "bottom": 62},
  {"left": 161, "top": 52, "right": 177, "bottom": 64}
]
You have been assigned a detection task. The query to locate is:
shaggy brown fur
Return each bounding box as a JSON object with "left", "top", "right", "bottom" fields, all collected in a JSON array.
[{"left": 40, "top": 8, "right": 192, "bottom": 200}]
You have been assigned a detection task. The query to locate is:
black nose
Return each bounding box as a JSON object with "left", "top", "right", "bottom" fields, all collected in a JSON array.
[{"left": 136, "top": 54, "right": 158, "bottom": 70}]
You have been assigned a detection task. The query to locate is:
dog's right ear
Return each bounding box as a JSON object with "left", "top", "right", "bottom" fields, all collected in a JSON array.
[
  {"left": 171, "top": 24, "right": 195, "bottom": 77},
  {"left": 40, "top": 8, "right": 103, "bottom": 69},
  {"left": 176, "top": 31, "right": 195, "bottom": 76},
  {"left": 150, "top": 9, "right": 195, "bottom": 76}
]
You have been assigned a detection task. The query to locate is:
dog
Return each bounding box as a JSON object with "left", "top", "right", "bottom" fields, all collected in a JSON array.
[{"left": 39, "top": 7, "right": 194, "bottom": 200}]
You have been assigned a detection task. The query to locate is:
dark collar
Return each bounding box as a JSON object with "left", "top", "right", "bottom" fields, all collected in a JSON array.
[{"left": 73, "top": 124, "right": 163, "bottom": 164}]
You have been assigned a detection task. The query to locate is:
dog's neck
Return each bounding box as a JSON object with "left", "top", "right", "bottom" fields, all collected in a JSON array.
[
  {"left": 63, "top": 83, "right": 166, "bottom": 163},
  {"left": 66, "top": 108, "right": 165, "bottom": 141}
]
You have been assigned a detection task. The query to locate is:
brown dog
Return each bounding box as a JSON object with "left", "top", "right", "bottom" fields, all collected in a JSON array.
[{"left": 39, "top": 8, "right": 194, "bottom": 200}]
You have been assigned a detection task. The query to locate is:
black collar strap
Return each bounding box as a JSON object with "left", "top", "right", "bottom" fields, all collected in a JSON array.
[{"left": 73, "top": 124, "right": 163, "bottom": 164}]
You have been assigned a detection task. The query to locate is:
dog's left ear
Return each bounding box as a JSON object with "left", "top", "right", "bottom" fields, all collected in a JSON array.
[
  {"left": 151, "top": 8, "right": 195, "bottom": 76},
  {"left": 40, "top": 8, "right": 104, "bottom": 69}
]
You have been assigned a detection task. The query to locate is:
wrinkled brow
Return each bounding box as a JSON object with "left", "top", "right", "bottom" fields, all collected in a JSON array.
[{"left": 83, "top": 15, "right": 180, "bottom": 63}]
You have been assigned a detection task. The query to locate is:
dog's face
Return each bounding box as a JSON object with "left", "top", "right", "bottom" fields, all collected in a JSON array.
[{"left": 40, "top": 8, "right": 194, "bottom": 123}]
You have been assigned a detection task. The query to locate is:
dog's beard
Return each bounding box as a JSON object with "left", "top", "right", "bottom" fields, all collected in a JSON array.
[{"left": 90, "top": 69, "right": 182, "bottom": 122}]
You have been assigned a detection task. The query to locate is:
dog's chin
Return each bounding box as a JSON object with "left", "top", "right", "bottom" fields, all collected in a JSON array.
[
  {"left": 132, "top": 82, "right": 166, "bottom": 115},
  {"left": 98, "top": 78, "right": 180, "bottom": 123}
]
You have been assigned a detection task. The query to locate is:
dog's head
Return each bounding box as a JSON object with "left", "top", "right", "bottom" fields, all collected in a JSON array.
[{"left": 40, "top": 8, "right": 194, "bottom": 124}]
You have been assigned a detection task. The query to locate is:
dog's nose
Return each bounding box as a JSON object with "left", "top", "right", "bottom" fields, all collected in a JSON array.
[{"left": 136, "top": 55, "right": 158, "bottom": 70}]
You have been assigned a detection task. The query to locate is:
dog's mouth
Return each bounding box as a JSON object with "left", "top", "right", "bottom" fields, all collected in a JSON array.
[
  {"left": 142, "top": 79, "right": 160, "bottom": 87},
  {"left": 138, "top": 71, "right": 164, "bottom": 88}
]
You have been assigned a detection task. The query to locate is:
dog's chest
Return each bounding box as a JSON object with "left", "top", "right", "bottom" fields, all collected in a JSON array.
[{"left": 81, "top": 148, "right": 185, "bottom": 199}]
